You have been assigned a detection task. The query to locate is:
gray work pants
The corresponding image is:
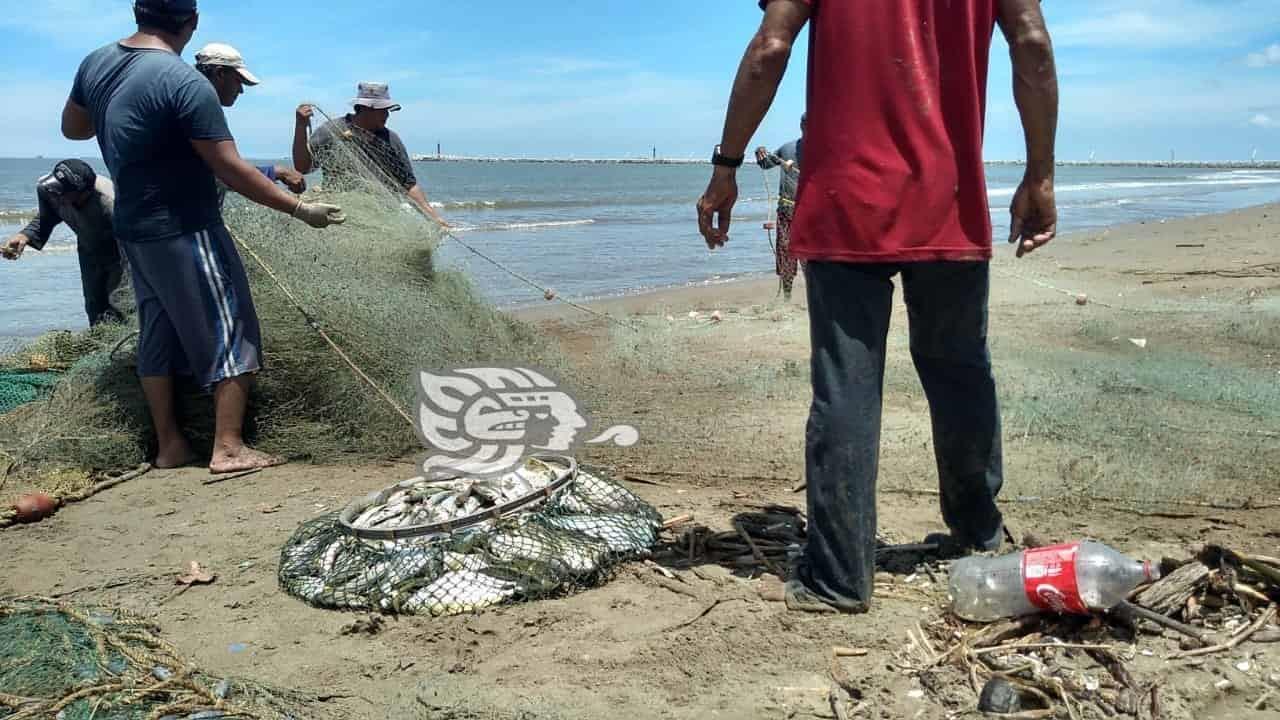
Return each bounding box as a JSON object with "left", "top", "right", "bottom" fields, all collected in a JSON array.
[{"left": 798, "top": 260, "right": 1004, "bottom": 611}]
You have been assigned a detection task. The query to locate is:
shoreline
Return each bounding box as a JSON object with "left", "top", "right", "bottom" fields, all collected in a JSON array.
[
  {"left": 3, "top": 200, "right": 1277, "bottom": 340},
  {"left": 413, "top": 157, "right": 1280, "bottom": 169},
  {"left": 514, "top": 199, "right": 1280, "bottom": 322}
]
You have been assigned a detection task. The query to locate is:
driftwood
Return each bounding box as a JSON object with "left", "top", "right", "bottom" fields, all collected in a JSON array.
[
  {"left": 1112, "top": 601, "right": 1209, "bottom": 646},
  {"left": 1134, "top": 562, "right": 1209, "bottom": 616},
  {"left": 1174, "top": 604, "right": 1277, "bottom": 659},
  {"left": 972, "top": 616, "right": 1043, "bottom": 648}
]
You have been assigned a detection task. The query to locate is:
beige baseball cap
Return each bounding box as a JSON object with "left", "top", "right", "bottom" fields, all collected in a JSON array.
[{"left": 195, "top": 43, "right": 260, "bottom": 86}]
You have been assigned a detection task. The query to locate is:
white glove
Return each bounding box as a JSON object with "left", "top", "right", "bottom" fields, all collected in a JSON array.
[{"left": 292, "top": 202, "right": 346, "bottom": 229}]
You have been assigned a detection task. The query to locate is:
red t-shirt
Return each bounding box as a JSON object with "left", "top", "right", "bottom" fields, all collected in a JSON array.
[{"left": 769, "top": 0, "right": 999, "bottom": 263}]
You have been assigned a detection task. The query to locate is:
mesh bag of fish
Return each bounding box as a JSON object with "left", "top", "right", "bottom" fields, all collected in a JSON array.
[{"left": 279, "top": 456, "right": 663, "bottom": 616}]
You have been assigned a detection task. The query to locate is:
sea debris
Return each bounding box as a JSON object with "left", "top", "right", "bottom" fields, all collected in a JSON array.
[{"left": 904, "top": 543, "right": 1280, "bottom": 719}]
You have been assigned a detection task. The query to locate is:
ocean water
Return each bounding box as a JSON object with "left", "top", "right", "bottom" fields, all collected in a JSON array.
[{"left": 2, "top": 157, "right": 1279, "bottom": 348}]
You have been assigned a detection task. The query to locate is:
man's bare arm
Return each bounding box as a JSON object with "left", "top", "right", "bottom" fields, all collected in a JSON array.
[
  {"left": 192, "top": 139, "right": 301, "bottom": 214},
  {"left": 998, "top": 0, "right": 1057, "bottom": 180},
  {"left": 293, "top": 104, "right": 316, "bottom": 174},
  {"left": 717, "top": 0, "right": 811, "bottom": 158},
  {"left": 61, "top": 99, "right": 95, "bottom": 140},
  {"left": 407, "top": 185, "right": 449, "bottom": 227},
  {"left": 697, "top": 0, "right": 810, "bottom": 248}
]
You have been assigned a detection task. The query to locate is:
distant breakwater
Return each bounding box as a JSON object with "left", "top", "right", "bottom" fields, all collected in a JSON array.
[{"left": 413, "top": 155, "right": 1280, "bottom": 170}]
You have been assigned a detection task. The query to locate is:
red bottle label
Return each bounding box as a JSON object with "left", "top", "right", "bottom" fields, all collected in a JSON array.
[{"left": 1022, "top": 543, "right": 1088, "bottom": 614}]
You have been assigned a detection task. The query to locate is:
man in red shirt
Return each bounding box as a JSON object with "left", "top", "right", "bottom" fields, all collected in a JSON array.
[{"left": 698, "top": 0, "right": 1058, "bottom": 613}]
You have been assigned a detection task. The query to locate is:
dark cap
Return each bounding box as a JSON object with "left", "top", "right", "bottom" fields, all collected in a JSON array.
[
  {"left": 134, "top": 0, "right": 198, "bottom": 14},
  {"left": 50, "top": 160, "right": 97, "bottom": 194}
]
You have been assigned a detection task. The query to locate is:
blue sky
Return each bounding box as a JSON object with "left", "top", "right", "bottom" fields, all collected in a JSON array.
[{"left": 0, "top": 0, "right": 1278, "bottom": 161}]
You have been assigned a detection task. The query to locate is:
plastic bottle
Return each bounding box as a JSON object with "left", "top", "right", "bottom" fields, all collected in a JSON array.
[{"left": 949, "top": 541, "right": 1159, "bottom": 622}]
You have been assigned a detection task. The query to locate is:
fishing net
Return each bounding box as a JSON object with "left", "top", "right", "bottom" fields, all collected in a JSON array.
[
  {"left": 0, "top": 371, "right": 60, "bottom": 415},
  {"left": 279, "top": 458, "right": 662, "bottom": 617},
  {"left": 0, "top": 597, "right": 326, "bottom": 719},
  {"left": 0, "top": 104, "right": 560, "bottom": 475}
]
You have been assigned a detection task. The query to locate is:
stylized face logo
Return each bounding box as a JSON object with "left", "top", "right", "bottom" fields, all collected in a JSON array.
[{"left": 416, "top": 367, "right": 635, "bottom": 478}]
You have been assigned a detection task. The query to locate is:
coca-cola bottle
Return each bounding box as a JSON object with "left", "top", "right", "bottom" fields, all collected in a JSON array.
[{"left": 949, "top": 541, "right": 1159, "bottom": 622}]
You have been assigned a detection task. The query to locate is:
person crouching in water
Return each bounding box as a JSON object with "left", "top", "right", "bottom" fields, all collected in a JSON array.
[{"left": 2, "top": 159, "right": 131, "bottom": 326}]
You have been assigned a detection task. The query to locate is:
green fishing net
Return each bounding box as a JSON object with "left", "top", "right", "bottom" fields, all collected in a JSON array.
[
  {"left": 0, "top": 371, "right": 60, "bottom": 415},
  {"left": 0, "top": 105, "right": 560, "bottom": 475},
  {"left": 0, "top": 598, "right": 324, "bottom": 719}
]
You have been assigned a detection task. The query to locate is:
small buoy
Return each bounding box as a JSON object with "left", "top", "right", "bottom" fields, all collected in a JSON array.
[
  {"left": 12, "top": 492, "right": 59, "bottom": 524},
  {"left": 710, "top": 311, "right": 723, "bottom": 323},
  {"left": 543, "top": 288, "right": 557, "bottom": 301},
  {"left": 1075, "top": 294, "right": 1089, "bottom": 306}
]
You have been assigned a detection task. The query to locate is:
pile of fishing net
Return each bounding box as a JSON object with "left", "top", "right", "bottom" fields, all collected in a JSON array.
[
  {"left": 0, "top": 104, "right": 558, "bottom": 476},
  {"left": 279, "top": 457, "right": 663, "bottom": 617},
  {"left": 0, "top": 597, "right": 326, "bottom": 720},
  {"left": 0, "top": 370, "right": 59, "bottom": 415}
]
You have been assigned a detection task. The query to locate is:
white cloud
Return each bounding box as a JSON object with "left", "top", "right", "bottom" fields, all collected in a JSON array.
[
  {"left": 1250, "top": 113, "right": 1279, "bottom": 128},
  {"left": 1246, "top": 44, "right": 1280, "bottom": 67},
  {"left": 0, "top": 0, "right": 132, "bottom": 46},
  {"left": 1050, "top": 1, "right": 1280, "bottom": 49}
]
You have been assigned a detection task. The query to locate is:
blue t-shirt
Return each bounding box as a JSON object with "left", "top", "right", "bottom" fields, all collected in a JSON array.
[{"left": 71, "top": 43, "right": 233, "bottom": 242}]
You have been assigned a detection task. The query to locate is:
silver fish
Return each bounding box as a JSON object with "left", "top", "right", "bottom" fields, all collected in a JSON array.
[
  {"left": 543, "top": 513, "right": 658, "bottom": 554},
  {"left": 568, "top": 470, "right": 637, "bottom": 513},
  {"left": 488, "top": 527, "right": 605, "bottom": 575},
  {"left": 400, "top": 554, "right": 519, "bottom": 617}
]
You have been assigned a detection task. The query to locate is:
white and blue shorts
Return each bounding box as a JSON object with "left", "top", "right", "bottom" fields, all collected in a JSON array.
[{"left": 122, "top": 224, "right": 262, "bottom": 389}]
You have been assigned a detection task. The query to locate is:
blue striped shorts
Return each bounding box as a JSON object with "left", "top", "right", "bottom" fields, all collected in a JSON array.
[{"left": 123, "top": 224, "right": 262, "bottom": 389}]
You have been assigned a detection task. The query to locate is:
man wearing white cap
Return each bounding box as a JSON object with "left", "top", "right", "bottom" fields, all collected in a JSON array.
[
  {"left": 195, "top": 43, "right": 306, "bottom": 198},
  {"left": 293, "top": 82, "right": 448, "bottom": 227},
  {"left": 62, "top": 0, "right": 347, "bottom": 475}
]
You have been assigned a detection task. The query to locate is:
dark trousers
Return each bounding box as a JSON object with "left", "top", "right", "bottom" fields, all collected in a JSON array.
[
  {"left": 799, "top": 260, "right": 1004, "bottom": 610},
  {"left": 78, "top": 234, "right": 131, "bottom": 326}
]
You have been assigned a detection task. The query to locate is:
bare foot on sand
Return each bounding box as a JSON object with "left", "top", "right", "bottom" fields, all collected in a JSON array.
[
  {"left": 209, "top": 446, "right": 286, "bottom": 475},
  {"left": 155, "top": 438, "right": 196, "bottom": 469}
]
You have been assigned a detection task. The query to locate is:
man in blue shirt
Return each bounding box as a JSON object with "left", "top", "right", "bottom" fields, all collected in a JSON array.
[
  {"left": 62, "top": 0, "right": 346, "bottom": 475},
  {"left": 755, "top": 113, "right": 804, "bottom": 300}
]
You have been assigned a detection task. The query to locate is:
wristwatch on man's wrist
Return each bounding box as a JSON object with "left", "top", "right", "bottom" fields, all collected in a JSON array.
[{"left": 711, "top": 145, "right": 744, "bottom": 169}]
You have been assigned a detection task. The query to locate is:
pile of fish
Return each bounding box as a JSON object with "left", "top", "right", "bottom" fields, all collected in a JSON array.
[
  {"left": 349, "top": 456, "right": 569, "bottom": 531},
  {"left": 279, "top": 458, "right": 664, "bottom": 617}
]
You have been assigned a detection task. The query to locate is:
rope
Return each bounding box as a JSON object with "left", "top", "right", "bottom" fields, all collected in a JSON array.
[
  {"left": 303, "top": 103, "right": 637, "bottom": 332},
  {"left": 992, "top": 266, "right": 1115, "bottom": 308},
  {"left": 760, "top": 166, "right": 776, "bottom": 254},
  {"left": 227, "top": 228, "right": 418, "bottom": 430},
  {"left": 438, "top": 226, "right": 636, "bottom": 330}
]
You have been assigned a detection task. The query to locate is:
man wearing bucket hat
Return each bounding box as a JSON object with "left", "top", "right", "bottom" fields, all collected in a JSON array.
[
  {"left": 293, "top": 82, "right": 449, "bottom": 226},
  {"left": 194, "top": 42, "right": 307, "bottom": 198},
  {"left": 2, "top": 159, "right": 131, "bottom": 326},
  {"left": 61, "top": 0, "right": 347, "bottom": 474}
]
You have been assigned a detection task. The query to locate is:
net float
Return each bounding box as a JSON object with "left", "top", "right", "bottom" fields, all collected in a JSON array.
[{"left": 12, "top": 493, "right": 59, "bottom": 524}]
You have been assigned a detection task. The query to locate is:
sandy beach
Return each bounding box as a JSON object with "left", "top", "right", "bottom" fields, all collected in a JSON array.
[{"left": 2, "top": 202, "right": 1278, "bottom": 719}]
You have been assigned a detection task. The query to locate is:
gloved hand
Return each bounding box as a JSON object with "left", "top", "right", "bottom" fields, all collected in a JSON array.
[{"left": 292, "top": 202, "right": 346, "bottom": 229}]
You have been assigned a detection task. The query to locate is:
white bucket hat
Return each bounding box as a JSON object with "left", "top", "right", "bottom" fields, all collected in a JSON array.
[
  {"left": 194, "top": 43, "right": 260, "bottom": 86},
  {"left": 351, "top": 82, "right": 402, "bottom": 112}
]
